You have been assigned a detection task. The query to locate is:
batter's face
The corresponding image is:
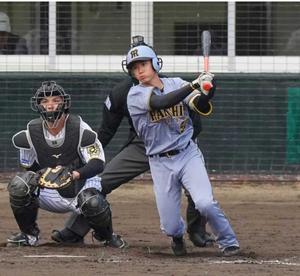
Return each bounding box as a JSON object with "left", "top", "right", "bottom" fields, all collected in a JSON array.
[
  {"left": 131, "top": 60, "right": 157, "bottom": 85},
  {"left": 40, "top": 95, "right": 63, "bottom": 112}
]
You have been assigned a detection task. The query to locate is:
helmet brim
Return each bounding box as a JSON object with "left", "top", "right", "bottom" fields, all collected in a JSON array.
[{"left": 127, "top": 57, "right": 151, "bottom": 69}]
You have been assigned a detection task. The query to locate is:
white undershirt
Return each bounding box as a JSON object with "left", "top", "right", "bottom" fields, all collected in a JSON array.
[{"left": 42, "top": 120, "right": 66, "bottom": 148}]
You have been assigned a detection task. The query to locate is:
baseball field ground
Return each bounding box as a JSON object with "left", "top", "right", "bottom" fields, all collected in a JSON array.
[{"left": 0, "top": 173, "right": 299, "bottom": 276}]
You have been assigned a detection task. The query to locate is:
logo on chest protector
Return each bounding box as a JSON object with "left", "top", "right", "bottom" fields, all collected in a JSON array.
[
  {"left": 149, "top": 103, "right": 184, "bottom": 122},
  {"left": 52, "top": 153, "right": 62, "bottom": 159}
]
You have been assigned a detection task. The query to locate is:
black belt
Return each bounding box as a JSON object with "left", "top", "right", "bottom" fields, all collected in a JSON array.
[{"left": 149, "top": 141, "right": 190, "bottom": 158}]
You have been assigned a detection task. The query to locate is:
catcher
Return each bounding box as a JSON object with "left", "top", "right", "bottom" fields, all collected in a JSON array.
[{"left": 7, "top": 81, "right": 126, "bottom": 248}]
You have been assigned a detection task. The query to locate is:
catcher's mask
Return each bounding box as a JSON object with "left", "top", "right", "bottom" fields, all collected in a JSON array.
[
  {"left": 31, "top": 81, "right": 71, "bottom": 128},
  {"left": 122, "top": 36, "right": 163, "bottom": 75}
]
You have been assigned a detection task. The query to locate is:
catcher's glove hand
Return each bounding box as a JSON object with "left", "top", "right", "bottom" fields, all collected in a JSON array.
[{"left": 38, "top": 166, "right": 73, "bottom": 190}]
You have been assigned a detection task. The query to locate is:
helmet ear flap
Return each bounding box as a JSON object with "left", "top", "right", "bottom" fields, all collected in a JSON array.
[{"left": 152, "top": 57, "right": 163, "bottom": 72}]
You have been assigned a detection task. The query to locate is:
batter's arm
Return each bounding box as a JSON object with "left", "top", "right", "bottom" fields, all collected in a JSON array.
[{"left": 149, "top": 84, "right": 194, "bottom": 110}]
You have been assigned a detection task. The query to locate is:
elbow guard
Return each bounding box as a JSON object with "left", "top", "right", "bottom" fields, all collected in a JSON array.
[{"left": 188, "top": 93, "right": 213, "bottom": 116}]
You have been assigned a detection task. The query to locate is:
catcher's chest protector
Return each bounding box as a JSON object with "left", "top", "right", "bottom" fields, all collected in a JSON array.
[{"left": 28, "top": 115, "right": 81, "bottom": 168}]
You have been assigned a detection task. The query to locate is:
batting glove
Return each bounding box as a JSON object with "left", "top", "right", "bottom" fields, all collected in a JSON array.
[{"left": 190, "top": 72, "right": 214, "bottom": 95}]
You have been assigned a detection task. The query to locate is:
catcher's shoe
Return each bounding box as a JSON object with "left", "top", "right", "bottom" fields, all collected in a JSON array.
[
  {"left": 188, "top": 231, "right": 215, "bottom": 247},
  {"left": 51, "top": 229, "right": 84, "bottom": 244},
  {"left": 222, "top": 245, "right": 240, "bottom": 257},
  {"left": 93, "top": 232, "right": 127, "bottom": 249},
  {"left": 171, "top": 236, "right": 187, "bottom": 256},
  {"left": 7, "top": 232, "right": 39, "bottom": 247}
]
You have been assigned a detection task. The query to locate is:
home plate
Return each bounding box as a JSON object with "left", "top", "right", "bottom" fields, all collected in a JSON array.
[{"left": 24, "top": 255, "right": 87, "bottom": 258}]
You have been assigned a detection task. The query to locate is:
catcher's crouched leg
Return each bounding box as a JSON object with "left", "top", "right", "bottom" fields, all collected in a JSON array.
[
  {"left": 7, "top": 171, "right": 40, "bottom": 246},
  {"left": 77, "top": 188, "right": 127, "bottom": 248},
  {"left": 51, "top": 213, "right": 90, "bottom": 244},
  {"left": 185, "top": 191, "right": 215, "bottom": 247}
]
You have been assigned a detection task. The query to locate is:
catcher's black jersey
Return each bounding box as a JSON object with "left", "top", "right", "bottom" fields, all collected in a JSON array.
[{"left": 98, "top": 76, "right": 202, "bottom": 148}]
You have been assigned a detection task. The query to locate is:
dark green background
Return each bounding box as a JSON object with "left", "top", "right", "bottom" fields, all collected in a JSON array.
[{"left": 1, "top": 73, "right": 299, "bottom": 175}]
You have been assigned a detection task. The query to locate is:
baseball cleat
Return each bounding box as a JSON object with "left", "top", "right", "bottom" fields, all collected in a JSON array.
[
  {"left": 93, "top": 232, "right": 128, "bottom": 249},
  {"left": 222, "top": 245, "right": 240, "bottom": 257},
  {"left": 171, "top": 236, "right": 187, "bottom": 256},
  {"left": 7, "top": 232, "right": 39, "bottom": 247},
  {"left": 103, "top": 234, "right": 127, "bottom": 249},
  {"left": 51, "top": 228, "right": 84, "bottom": 244}
]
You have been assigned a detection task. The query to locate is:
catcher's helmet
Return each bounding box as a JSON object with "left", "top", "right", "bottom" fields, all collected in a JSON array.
[
  {"left": 122, "top": 42, "right": 163, "bottom": 75},
  {"left": 31, "top": 81, "right": 71, "bottom": 126}
]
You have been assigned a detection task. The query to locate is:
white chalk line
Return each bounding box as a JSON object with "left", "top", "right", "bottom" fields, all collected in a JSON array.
[
  {"left": 24, "top": 255, "right": 87, "bottom": 258},
  {"left": 209, "top": 259, "right": 300, "bottom": 266},
  {"left": 22, "top": 255, "right": 300, "bottom": 266}
]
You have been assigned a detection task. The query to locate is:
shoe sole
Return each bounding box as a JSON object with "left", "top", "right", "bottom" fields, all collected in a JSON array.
[
  {"left": 222, "top": 248, "right": 240, "bottom": 257},
  {"left": 6, "top": 240, "right": 38, "bottom": 247}
]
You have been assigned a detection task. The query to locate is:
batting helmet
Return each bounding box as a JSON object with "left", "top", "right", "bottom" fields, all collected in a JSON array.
[
  {"left": 122, "top": 44, "right": 163, "bottom": 75},
  {"left": 31, "top": 81, "right": 71, "bottom": 126}
]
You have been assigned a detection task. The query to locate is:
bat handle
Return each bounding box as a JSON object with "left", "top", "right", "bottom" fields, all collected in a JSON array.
[{"left": 204, "top": 56, "right": 209, "bottom": 72}]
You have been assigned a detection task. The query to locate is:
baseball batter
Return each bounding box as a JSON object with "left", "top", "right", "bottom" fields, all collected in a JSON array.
[
  {"left": 126, "top": 44, "right": 240, "bottom": 256},
  {"left": 7, "top": 81, "right": 126, "bottom": 248},
  {"left": 52, "top": 36, "right": 213, "bottom": 248}
]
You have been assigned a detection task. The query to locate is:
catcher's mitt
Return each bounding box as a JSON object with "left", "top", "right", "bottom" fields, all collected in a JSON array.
[{"left": 38, "top": 166, "right": 73, "bottom": 190}]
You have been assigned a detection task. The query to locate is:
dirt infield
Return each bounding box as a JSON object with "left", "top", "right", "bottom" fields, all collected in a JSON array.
[{"left": 0, "top": 175, "right": 299, "bottom": 276}]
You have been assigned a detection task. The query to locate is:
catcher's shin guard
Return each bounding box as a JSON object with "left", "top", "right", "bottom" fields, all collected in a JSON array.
[
  {"left": 8, "top": 172, "right": 40, "bottom": 236},
  {"left": 92, "top": 219, "right": 114, "bottom": 241},
  {"left": 10, "top": 198, "right": 40, "bottom": 236},
  {"left": 92, "top": 220, "right": 127, "bottom": 248},
  {"left": 77, "top": 188, "right": 112, "bottom": 233}
]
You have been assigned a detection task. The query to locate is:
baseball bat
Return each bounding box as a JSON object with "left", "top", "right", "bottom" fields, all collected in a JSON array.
[{"left": 201, "top": 30, "right": 213, "bottom": 91}]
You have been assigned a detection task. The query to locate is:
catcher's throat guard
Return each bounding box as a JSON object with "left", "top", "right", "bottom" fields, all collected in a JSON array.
[{"left": 38, "top": 166, "right": 73, "bottom": 190}]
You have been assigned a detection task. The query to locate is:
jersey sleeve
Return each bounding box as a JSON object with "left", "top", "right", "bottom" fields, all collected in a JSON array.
[
  {"left": 19, "top": 148, "right": 37, "bottom": 168},
  {"left": 12, "top": 130, "right": 37, "bottom": 168},
  {"left": 127, "top": 85, "right": 153, "bottom": 114},
  {"left": 79, "top": 120, "right": 105, "bottom": 164}
]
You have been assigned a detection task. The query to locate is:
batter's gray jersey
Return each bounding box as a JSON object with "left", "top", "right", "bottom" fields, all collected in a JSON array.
[
  {"left": 127, "top": 77, "right": 193, "bottom": 156},
  {"left": 127, "top": 77, "right": 239, "bottom": 250}
]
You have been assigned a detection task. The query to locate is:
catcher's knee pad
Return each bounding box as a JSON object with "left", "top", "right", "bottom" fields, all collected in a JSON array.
[
  {"left": 77, "top": 188, "right": 111, "bottom": 228},
  {"left": 8, "top": 171, "right": 39, "bottom": 208}
]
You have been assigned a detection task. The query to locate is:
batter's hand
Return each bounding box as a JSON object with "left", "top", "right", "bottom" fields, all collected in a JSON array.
[{"left": 191, "top": 72, "right": 214, "bottom": 95}]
